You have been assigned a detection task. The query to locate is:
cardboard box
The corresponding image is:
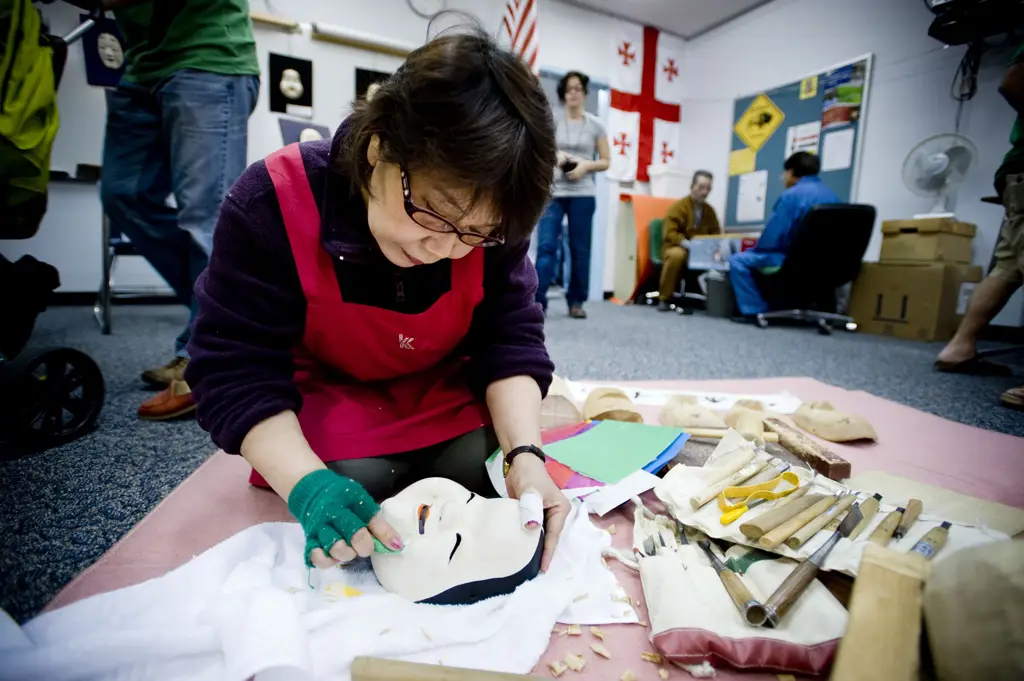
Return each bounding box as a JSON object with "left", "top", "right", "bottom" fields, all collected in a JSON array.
[
  {"left": 879, "top": 218, "right": 976, "bottom": 264},
  {"left": 849, "top": 263, "right": 982, "bottom": 342}
]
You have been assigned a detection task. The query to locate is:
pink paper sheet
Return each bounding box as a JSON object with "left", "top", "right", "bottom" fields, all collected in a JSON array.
[{"left": 42, "top": 378, "right": 1024, "bottom": 681}]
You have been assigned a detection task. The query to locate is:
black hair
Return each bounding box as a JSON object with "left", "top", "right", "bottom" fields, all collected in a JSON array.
[
  {"left": 784, "top": 151, "right": 821, "bottom": 178},
  {"left": 340, "top": 19, "right": 556, "bottom": 244},
  {"left": 419, "top": 531, "right": 544, "bottom": 606},
  {"left": 692, "top": 170, "right": 713, "bottom": 185},
  {"left": 556, "top": 71, "right": 590, "bottom": 103}
]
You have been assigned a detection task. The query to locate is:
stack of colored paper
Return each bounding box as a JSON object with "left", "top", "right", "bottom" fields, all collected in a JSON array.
[{"left": 541, "top": 420, "right": 688, "bottom": 490}]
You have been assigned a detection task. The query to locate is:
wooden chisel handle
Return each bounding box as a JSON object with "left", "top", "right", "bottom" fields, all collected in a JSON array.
[
  {"left": 763, "top": 559, "right": 820, "bottom": 627},
  {"left": 869, "top": 508, "right": 904, "bottom": 546},
  {"left": 691, "top": 459, "right": 770, "bottom": 509},
  {"left": 759, "top": 495, "right": 837, "bottom": 550},
  {"left": 894, "top": 499, "right": 922, "bottom": 539},
  {"left": 785, "top": 494, "right": 857, "bottom": 549},
  {"left": 718, "top": 569, "right": 769, "bottom": 627}
]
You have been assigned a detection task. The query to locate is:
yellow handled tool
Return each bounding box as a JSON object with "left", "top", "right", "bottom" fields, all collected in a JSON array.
[{"left": 718, "top": 471, "right": 802, "bottom": 525}]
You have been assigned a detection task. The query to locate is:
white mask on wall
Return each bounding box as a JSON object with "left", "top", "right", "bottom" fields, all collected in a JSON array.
[
  {"left": 371, "top": 478, "right": 543, "bottom": 605},
  {"left": 279, "top": 68, "right": 304, "bottom": 101},
  {"left": 96, "top": 33, "right": 124, "bottom": 70}
]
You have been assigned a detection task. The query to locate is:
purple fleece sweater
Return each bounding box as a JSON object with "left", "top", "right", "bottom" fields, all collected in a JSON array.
[{"left": 185, "top": 124, "right": 554, "bottom": 455}]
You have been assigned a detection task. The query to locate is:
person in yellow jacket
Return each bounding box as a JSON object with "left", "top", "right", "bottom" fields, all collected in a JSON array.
[{"left": 657, "top": 170, "right": 722, "bottom": 311}]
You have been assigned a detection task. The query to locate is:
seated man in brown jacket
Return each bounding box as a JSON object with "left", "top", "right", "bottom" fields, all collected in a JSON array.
[{"left": 657, "top": 170, "right": 722, "bottom": 311}]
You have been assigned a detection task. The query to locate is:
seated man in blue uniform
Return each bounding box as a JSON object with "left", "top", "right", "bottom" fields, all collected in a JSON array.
[{"left": 729, "top": 152, "right": 840, "bottom": 315}]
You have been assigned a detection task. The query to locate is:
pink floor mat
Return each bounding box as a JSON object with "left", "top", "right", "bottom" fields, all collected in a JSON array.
[{"left": 43, "top": 378, "right": 1024, "bottom": 680}]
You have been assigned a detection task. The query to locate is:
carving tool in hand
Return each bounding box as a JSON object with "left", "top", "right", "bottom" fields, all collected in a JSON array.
[
  {"left": 785, "top": 493, "right": 858, "bottom": 550},
  {"left": 892, "top": 498, "right": 923, "bottom": 540},
  {"left": 691, "top": 456, "right": 771, "bottom": 510},
  {"left": 908, "top": 521, "right": 951, "bottom": 560},
  {"left": 848, "top": 492, "right": 882, "bottom": 540},
  {"left": 763, "top": 503, "right": 863, "bottom": 627},
  {"left": 698, "top": 539, "right": 768, "bottom": 627},
  {"left": 868, "top": 507, "right": 904, "bottom": 546},
  {"left": 759, "top": 494, "right": 838, "bottom": 550}
]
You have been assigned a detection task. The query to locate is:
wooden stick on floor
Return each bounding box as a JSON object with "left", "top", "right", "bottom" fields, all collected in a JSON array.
[
  {"left": 830, "top": 544, "right": 931, "bottom": 681},
  {"left": 351, "top": 657, "right": 542, "bottom": 680}
]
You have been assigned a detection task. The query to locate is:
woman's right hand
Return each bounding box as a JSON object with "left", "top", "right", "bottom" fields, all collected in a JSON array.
[
  {"left": 556, "top": 150, "right": 569, "bottom": 166},
  {"left": 287, "top": 469, "right": 403, "bottom": 568}
]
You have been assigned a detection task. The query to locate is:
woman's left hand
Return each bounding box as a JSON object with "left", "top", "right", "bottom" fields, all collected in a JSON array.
[
  {"left": 565, "top": 162, "right": 589, "bottom": 181},
  {"left": 505, "top": 454, "right": 571, "bottom": 572}
]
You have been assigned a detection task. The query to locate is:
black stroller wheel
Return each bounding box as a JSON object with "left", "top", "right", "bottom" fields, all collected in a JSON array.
[{"left": 0, "top": 347, "right": 104, "bottom": 458}]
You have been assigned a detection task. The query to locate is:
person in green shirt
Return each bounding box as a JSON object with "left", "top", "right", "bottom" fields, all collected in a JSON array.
[
  {"left": 99, "top": 0, "right": 260, "bottom": 420},
  {"left": 936, "top": 42, "right": 1024, "bottom": 411}
]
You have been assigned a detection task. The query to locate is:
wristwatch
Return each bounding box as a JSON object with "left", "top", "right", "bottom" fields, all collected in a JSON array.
[{"left": 503, "top": 444, "right": 546, "bottom": 477}]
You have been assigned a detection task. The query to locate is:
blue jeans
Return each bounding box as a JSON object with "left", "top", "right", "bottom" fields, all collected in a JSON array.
[
  {"left": 101, "top": 70, "right": 259, "bottom": 358},
  {"left": 729, "top": 250, "right": 784, "bottom": 315},
  {"left": 534, "top": 196, "right": 596, "bottom": 310}
]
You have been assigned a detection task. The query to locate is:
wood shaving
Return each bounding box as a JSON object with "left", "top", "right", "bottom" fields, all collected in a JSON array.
[
  {"left": 620, "top": 670, "right": 637, "bottom": 681},
  {"left": 612, "top": 593, "right": 631, "bottom": 604},
  {"left": 421, "top": 628, "right": 432, "bottom": 641},
  {"left": 573, "top": 593, "right": 589, "bottom": 602},
  {"left": 601, "top": 557, "right": 609, "bottom": 569},
  {"left": 622, "top": 610, "right": 632, "bottom": 618},
  {"left": 590, "top": 642, "right": 612, "bottom": 659},
  {"left": 638, "top": 620, "right": 649, "bottom": 627},
  {"left": 554, "top": 627, "right": 567, "bottom": 636},
  {"left": 564, "top": 653, "right": 586, "bottom": 672},
  {"left": 659, "top": 669, "right": 670, "bottom": 680},
  {"left": 566, "top": 624, "right": 582, "bottom": 636},
  {"left": 590, "top": 626, "right": 604, "bottom": 640},
  {"left": 641, "top": 652, "right": 663, "bottom": 664},
  {"left": 607, "top": 524, "right": 617, "bottom": 535},
  {"left": 548, "top": 660, "right": 568, "bottom": 677}
]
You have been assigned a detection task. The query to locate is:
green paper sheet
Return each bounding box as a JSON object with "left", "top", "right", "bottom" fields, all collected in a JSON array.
[{"left": 543, "top": 420, "right": 685, "bottom": 484}]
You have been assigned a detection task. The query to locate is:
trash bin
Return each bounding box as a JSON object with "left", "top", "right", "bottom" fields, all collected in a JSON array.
[{"left": 705, "top": 271, "right": 736, "bottom": 318}]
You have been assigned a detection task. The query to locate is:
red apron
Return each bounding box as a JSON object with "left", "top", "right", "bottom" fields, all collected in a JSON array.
[{"left": 250, "top": 144, "right": 490, "bottom": 486}]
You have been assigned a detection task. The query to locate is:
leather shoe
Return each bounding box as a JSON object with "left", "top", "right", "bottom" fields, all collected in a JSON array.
[
  {"left": 141, "top": 357, "right": 188, "bottom": 388},
  {"left": 657, "top": 300, "right": 671, "bottom": 312},
  {"left": 138, "top": 379, "right": 196, "bottom": 421}
]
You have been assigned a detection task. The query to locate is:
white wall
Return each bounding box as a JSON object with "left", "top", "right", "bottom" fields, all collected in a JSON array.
[
  {"left": 676, "top": 0, "right": 1023, "bottom": 327},
  {"left": 2, "top": 0, "right": 637, "bottom": 294}
]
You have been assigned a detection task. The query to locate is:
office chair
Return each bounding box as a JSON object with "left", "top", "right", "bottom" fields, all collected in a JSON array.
[
  {"left": 752, "top": 203, "right": 877, "bottom": 335},
  {"left": 642, "top": 217, "right": 707, "bottom": 313}
]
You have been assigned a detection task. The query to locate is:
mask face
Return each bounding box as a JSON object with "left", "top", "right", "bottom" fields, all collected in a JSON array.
[
  {"left": 96, "top": 33, "right": 124, "bottom": 70},
  {"left": 298, "top": 127, "right": 323, "bottom": 143},
  {"left": 279, "top": 69, "right": 304, "bottom": 100},
  {"left": 370, "top": 478, "right": 543, "bottom": 604}
]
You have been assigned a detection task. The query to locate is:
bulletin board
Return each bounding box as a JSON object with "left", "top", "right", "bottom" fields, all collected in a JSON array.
[{"left": 724, "top": 54, "right": 873, "bottom": 228}]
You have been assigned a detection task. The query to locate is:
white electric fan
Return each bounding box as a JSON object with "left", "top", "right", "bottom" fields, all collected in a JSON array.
[{"left": 902, "top": 133, "right": 978, "bottom": 219}]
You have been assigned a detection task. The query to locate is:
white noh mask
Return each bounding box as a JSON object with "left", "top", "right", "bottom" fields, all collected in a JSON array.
[
  {"left": 371, "top": 477, "right": 543, "bottom": 605},
  {"left": 298, "top": 128, "right": 323, "bottom": 143},
  {"left": 96, "top": 33, "right": 124, "bottom": 70},
  {"left": 279, "top": 68, "right": 304, "bottom": 101}
]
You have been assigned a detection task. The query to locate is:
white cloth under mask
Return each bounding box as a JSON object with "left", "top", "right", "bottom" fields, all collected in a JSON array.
[{"left": 0, "top": 502, "right": 635, "bottom": 681}]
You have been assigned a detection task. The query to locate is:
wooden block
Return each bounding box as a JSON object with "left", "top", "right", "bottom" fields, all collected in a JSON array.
[
  {"left": 830, "top": 544, "right": 930, "bottom": 681},
  {"left": 352, "top": 657, "right": 541, "bottom": 680},
  {"left": 763, "top": 418, "right": 851, "bottom": 480}
]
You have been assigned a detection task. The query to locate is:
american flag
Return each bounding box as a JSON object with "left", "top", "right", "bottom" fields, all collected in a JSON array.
[{"left": 502, "top": 0, "right": 539, "bottom": 75}]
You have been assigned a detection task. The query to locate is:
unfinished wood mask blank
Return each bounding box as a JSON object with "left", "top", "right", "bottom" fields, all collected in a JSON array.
[
  {"left": 659, "top": 395, "right": 727, "bottom": 429},
  {"left": 582, "top": 387, "right": 643, "bottom": 423},
  {"left": 793, "top": 401, "right": 878, "bottom": 442}
]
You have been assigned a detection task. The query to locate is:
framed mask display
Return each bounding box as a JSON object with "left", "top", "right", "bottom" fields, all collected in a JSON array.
[
  {"left": 80, "top": 15, "right": 125, "bottom": 88},
  {"left": 355, "top": 68, "right": 391, "bottom": 100},
  {"left": 278, "top": 118, "right": 331, "bottom": 146},
  {"left": 269, "top": 53, "right": 314, "bottom": 118},
  {"left": 371, "top": 478, "right": 543, "bottom": 605}
]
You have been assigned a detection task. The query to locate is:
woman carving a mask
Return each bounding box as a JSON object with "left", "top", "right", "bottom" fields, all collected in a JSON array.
[{"left": 185, "top": 23, "right": 570, "bottom": 583}]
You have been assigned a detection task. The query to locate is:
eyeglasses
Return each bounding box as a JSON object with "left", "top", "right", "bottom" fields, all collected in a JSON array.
[{"left": 400, "top": 167, "right": 504, "bottom": 248}]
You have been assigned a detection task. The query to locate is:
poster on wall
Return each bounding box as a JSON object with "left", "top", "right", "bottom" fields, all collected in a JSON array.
[
  {"left": 279, "top": 119, "right": 332, "bottom": 146},
  {"left": 737, "top": 170, "right": 768, "bottom": 222},
  {"left": 355, "top": 68, "right": 391, "bottom": 101},
  {"left": 80, "top": 15, "right": 126, "bottom": 87},
  {"left": 784, "top": 121, "right": 821, "bottom": 159},
  {"left": 820, "top": 61, "right": 866, "bottom": 131},
  {"left": 269, "top": 53, "right": 314, "bottom": 118}
]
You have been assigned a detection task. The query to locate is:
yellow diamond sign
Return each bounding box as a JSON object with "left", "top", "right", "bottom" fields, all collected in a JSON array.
[{"left": 734, "top": 94, "right": 784, "bottom": 152}]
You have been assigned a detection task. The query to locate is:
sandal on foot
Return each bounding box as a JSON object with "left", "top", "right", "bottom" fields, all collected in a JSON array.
[
  {"left": 1000, "top": 386, "right": 1024, "bottom": 411},
  {"left": 934, "top": 356, "right": 1012, "bottom": 376}
]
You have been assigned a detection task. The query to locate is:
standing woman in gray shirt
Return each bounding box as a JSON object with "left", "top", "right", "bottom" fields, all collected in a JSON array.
[{"left": 534, "top": 72, "right": 610, "bottom": 319}]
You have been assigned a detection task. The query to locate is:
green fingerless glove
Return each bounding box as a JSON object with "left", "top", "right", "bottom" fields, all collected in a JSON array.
[{"left": 287, "top": 469, "right": 380, "bottom": 567}]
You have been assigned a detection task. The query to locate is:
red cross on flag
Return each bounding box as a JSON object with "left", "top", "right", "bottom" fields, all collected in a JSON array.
[{"left": 607, "top": 24, "right": 683, "bottom": 182}]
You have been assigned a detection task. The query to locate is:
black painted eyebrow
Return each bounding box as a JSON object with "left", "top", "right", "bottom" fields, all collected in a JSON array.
[{"left": 449, "top": 533, "right": 462, "bottom": 562}]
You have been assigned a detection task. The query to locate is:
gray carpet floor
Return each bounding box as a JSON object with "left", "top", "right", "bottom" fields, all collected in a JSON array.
[{"left": 1, "top": 302, "right": 1021, "bottom": 623}]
